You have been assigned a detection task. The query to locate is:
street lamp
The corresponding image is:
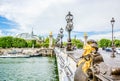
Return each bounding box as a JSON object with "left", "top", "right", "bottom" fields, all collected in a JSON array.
[
  {"left": 60, "top": 27, "right": 64, "bottom": 33},
  {"left": 111, "top": 17, "right": 115, "bottom": 57},
  {"left": 57, "top": 33, "right": 61, "bottom": 47},
  {"left": 60, "top": 28, "right": 64, "bottom": 48},
  {"left": 55, "top": 37, "right": 59, "bottom": 47},
  {"left": 65, "top": 11, "right": 73, "bottom": 51}
]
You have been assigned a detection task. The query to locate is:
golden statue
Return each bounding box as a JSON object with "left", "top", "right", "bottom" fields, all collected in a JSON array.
[
  {"left": 76, "top": 39, "right": 98, "bottom": 73},
  {"left": 49, "top": 32, "right": 52, "bottom": 36}
]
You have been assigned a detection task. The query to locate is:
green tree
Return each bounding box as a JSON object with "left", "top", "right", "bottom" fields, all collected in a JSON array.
[
  {"left": 32, "top": 40, "right": 36, "bottom": 47},
  {"left": 98, "top": 38, "right": 112, "bottom": 47},
  {"left": 0, "top": 36, "right": 13, "bottom": 48},
  {"left": 12, "top": 38, "right": 27, "bottom": 48},
  {"left": 0, "top": 37, "right": 5, "bottom": 48},
  {"left": 72, "top": 39, "right": 83, "bottom": 48},
  {"left": 63, "top": 42, "right": 67, "bottom": 47},
  {"left": 114, "top": 39, "right": 120, "bottom": 47},
  {"left": 42, "top": 37, "right": 49, "bottom": 48},
  {"left": 26, "top": 40, "right": 33, "bottom": 47},
  {"left": 35, "top": 43, "right": 42, "bottom": 48},
  {"left": 52, "top": 38, "right": 56, "bottom": 46}
]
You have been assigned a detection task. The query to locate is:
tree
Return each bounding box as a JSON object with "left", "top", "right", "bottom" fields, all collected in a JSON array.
[
  {"left": 72, "top": 39, "right": 83, "bottom": 48},
  {"left": 52, "top": 38, "right": 56, "bottom": 46},
  {"left": 42, "top": 37, "right": 49, "bottom": 47},
  {"left": 35, "top": 43, "right": 42, "bottom": 48},
  {"left": 98, "top": 38, "right": 112, "bottom": 47},
  {"left": 0, "top": 36, "right": 13, "bottom": 48},
  {"left": 12, "top": 38, "right": 27, "bottom": 48},
  {"left": 0, "top": 36, "right": 28, "bottom": 48},
  {"left": 0, "top": 37, "right": 5, "bottom": 48},
  {"left": 63, "top": 42, "right": 67, "bottom": 47},
  {"left": 26, "top": 40, "right": 33, "bottom": 47},
  {"left": 114, "top": 39, "right": 120, "bottom": 47}
]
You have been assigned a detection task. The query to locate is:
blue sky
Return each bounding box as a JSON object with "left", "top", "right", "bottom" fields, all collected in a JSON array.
[
  {"left": 0, "top": 16, "right": 18, "bottom": 29},
  {"left": 0, "top": 16, "right": 18, "bottom": 36},
  {"left": 0, "top": 0, "right": 120, "bottom": 41}
]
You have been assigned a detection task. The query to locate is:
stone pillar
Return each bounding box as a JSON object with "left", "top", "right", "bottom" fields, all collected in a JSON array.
[
  {"left": 49, "top": 32, "right": 53, "bottom": 48},
  {"left": 84, "top": 32, "right": 88, "bottom": 46}
]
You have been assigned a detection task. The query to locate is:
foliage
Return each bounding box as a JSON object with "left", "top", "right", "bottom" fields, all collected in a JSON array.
[
  {"left": 114, "top": 39, "right": 120, "bottom": 47},
  {"left": 98, "top": 38, "right": 112, "bottom": 47},
  {"left": 52, "top": 38, "right": 56, "bottom": 46},
  {"left": 0, "top": 36, "right": 13, "bottom": 48},
  {"left": 0, "top": 36, "right": 56, "bottom": 48},
  {"left": 26, "top": 40, "right": 33, "bottom": 47},
  {"left": 32, "top": 40, "right": 36, "bottom": 47},
  {"left": 72, "top": 39, "right": 83, "bottom": 48},
  {"left": 42, "top": 43, "right": 49, "bottom": 48},
  {"left": 3, "top": 36, "right": 120, "bottom": 48},
  {"left": 0, "top": 36, "right": 27, "bottom": 48},
  {"left": 12, "top": 38, "right": 27, "bottom": 48},
  {"left": 35, "top": 43, "right": 42, "bottom": 48},
  {"left": 42, "top": 37, "right": 49, "bottom": 48},
  {"left": 63, "top": 42, "right": 67, "bottom": 47}
]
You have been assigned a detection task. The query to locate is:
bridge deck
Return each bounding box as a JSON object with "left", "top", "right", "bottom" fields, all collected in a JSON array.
[{"left": 55, "top": 48, "right": 120, "bottom": 81}]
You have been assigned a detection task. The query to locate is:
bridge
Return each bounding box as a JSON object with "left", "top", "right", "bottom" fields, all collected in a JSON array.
[
  {"left": 54, "top": 47, "right": 78, "bottom": 81},
  {"left": 12, "top": 12, "right": 120, "bottom": 81},
  {"left": 39, "top": 48, "right": 54, "bottom": 56},
  {"left": 54, "top": 47, "right": 120, "bottom": 81}
]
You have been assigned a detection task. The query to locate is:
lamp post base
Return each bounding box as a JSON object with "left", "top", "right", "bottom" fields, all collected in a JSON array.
[
  {"left": 111, "top": 54, "right": 115, "bottom": 58},
  {"left": 60, "top": 42, "right": 63, "bottom": 48},
  {"left": 66, "top": 42, "right": 73, "bottom": 51},
  {"left": 111, "top": 47, "right": 115, "bottom": 58}
]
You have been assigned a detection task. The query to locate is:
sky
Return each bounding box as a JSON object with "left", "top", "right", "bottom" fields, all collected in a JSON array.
[{"left": 0, "top": 0, "right": 120, "bottom": 41}]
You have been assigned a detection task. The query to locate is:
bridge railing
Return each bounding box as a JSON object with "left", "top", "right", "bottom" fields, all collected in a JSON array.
[{"left": 54, "top": 47, "right": 77, "bottom": 81}]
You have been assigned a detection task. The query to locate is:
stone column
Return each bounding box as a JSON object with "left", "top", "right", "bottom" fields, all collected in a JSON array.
[
  {"left": 49, "top": 32, "right": 53, "bottom": 48},
  {"left": 84, "top": 32, "right": 88, "bottom": 46}
]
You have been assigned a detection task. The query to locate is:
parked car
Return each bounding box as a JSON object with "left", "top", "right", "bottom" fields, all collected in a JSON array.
[
  {"left": 116, "top": 48, "right": 120, "bottom": 54},
  {"left": 105, "top": 48, "right": 112, "bottom": 52}
]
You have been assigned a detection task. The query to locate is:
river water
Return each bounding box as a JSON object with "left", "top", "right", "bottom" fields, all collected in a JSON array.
[{"left": 0, "top": 57, "right": 58, "bottom": 81}]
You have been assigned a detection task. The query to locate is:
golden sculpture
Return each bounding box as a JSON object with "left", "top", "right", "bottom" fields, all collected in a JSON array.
[
  {"left": 49, "top": 32, "right": 52, "bottom": 36},
  {"left": 76, "top": 40, "right": 97, "bottom": 73}
]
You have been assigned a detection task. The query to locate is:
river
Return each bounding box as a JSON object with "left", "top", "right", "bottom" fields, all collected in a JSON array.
[{"left": 0, "top": 57, "right": 58, "bottom": 81}]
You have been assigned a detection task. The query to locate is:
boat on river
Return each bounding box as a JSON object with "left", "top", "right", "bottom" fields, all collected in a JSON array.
[
  {"left": 0, "top": 54, "right": 30, "bottom": 58},
  {"left": 30, "top": 53, "right": 41, "bottom": 57}
]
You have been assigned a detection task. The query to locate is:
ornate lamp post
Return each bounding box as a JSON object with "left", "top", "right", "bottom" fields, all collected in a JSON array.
[
  {"left": 55, "top": 37, "right": 59, "bottom": 47},
  {"left": 57, "top": 33, "right": 61, "bottom": 47},
  {"left": 111, "top": 17, "right": 115, "bottom": 57},
  {"left": 65, "top": 12, "right": 73, "bottom": 51},
  {"left": 60, "top": 28, "right": 64, "bottom": 48}
]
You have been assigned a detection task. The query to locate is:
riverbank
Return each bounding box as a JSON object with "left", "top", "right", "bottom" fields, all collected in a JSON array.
[
  {"left": 0, "top": 48, "right": 40, "bottom": 55},
  {"left": 0, "top": 48, "right": 54, "bottom": 57}
]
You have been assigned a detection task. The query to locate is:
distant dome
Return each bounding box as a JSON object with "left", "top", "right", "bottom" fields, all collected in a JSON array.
[{"left": 16, "top": 33, "right": 40, "bottom": 40}]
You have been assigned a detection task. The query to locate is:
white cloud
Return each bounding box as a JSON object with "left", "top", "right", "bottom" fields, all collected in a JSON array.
[
  {"left": 89, "top": 31, "right": 120, "bottom": 40},
  {"left": 0, "top": 0, "right": 72, "bottom": 33},
  {"left": 73, "top": 0, "right": 120, "bottom": 32},
  {"left": 0, "top": 0, "right": 120, "bottom": 38}
]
